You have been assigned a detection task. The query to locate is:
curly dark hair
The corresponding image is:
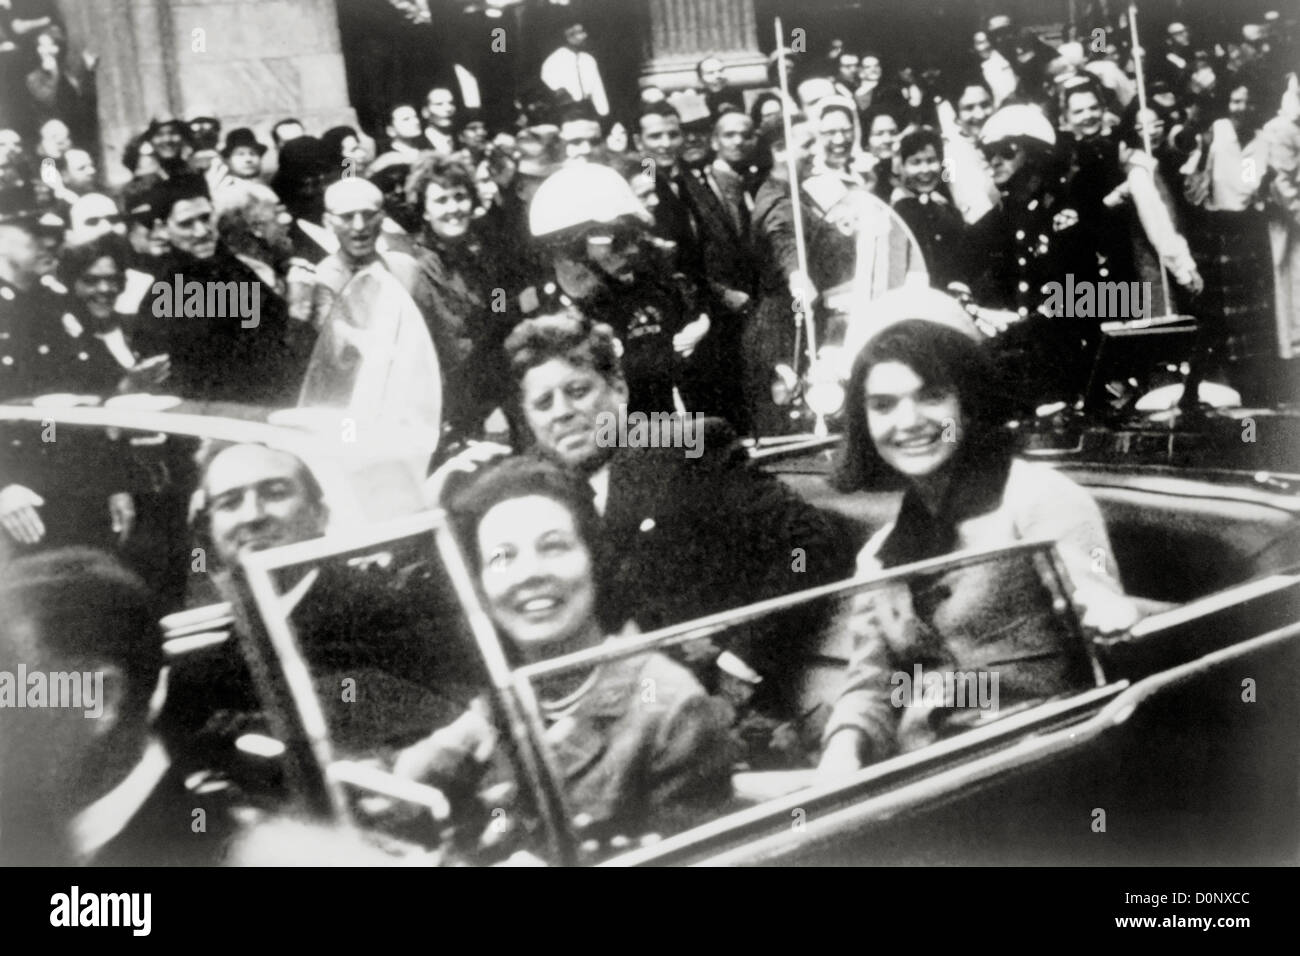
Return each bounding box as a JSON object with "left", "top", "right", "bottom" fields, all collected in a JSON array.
[
  {"left": 897, "top": 125, "right": 945, "bottom": 163},
  {"left": 503, "top": 311, "right": 622, "bottom": 395},
  {"left": 831, "top": 320, "right": 1017, "bottom": 492},
  {"left": 56, "top": 231, "right": 132, "bottom": 288}
]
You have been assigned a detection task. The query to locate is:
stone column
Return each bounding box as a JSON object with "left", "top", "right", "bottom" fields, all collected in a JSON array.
[
  {"left": 58, "top": 0, "right": 357, "bottom": 184},
  {"left": 640, "top": 0, "right": 767, "bottom": 92}
]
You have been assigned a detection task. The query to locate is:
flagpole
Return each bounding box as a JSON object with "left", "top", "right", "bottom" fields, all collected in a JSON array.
[
  {"left": 774, "top": 17, "right": 816, "bottom": 369},
  {"left": 1128, "top": 0, "right": 1173, "bottom": 316}
]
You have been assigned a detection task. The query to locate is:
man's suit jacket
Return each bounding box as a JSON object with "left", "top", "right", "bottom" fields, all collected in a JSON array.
[
  {"left": 139, "top": 245, "right": 312, "bottom": 405},
  {"left": 598, "top": 418, "right": 857, "bottom": 700},
  {"left": 680, "top": 162, "right": 758, "bottom": 298},
  {"left": 650, "top": 168, "right": 704, "bottom": 279}
]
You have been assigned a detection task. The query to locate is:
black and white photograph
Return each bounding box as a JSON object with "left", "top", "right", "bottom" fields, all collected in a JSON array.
[{"left": 0, "top": 0, "right": 1297, "bottom": 895}]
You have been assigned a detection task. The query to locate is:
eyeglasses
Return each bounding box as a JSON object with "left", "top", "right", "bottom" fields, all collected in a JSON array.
[
  {"left": 980, "top": 141, "right": 1021, "bottom": 161},
  {"left": 328, "top": 208, "right": 383, "bottom": 225}
]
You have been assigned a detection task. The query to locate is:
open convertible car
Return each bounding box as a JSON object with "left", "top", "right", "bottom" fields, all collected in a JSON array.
[
  {"left": 221, "top": 443, "right": 1299, "bottom": 866},
  {"left": 8, "top": 388, "right": 1291, "bottom": 866},
  {"left": 1, "top": 256, "right": 1296, "bottom": 865}
]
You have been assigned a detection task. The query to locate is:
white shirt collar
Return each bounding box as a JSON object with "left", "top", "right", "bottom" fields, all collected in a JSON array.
[
  {"left": 94, "top": 326, "right": 137, "bottom": 369},
  {"left": 589, "top": 464, "right": 610, "bottom": 517},
  {"left": 68, "top": 737, "right": 170, "bottom": 862}
]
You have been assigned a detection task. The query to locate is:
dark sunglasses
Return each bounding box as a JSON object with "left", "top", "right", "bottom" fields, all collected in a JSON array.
[
  {"left": 980, "top": 141, "right": 1021, "bottom": 161},
  {"left": 83, "top": 213, "right": 125, "bottom": 227},
  {"left": 555, "top": 223, "right": 641, "bottom": 259}
]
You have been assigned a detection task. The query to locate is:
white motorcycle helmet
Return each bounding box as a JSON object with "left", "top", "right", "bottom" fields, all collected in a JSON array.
[{"left": 528, "top": 163, "right": 650, "bottom": 238}]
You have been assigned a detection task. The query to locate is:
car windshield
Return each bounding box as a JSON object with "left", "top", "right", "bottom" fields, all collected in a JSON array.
[
  {"left": 237, "top": 512, "right": 561, "bottom": 863},
  {"left": 242, "top": 527, "right": 1096, "bottom": 865}
]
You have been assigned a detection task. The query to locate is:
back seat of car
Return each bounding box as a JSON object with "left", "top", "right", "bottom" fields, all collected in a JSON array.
[
  {"left": 770, "top": 461, "right": 1300, "bottom": 737},
  {"left": 1062, "top": 469, "right": 1300, "bottom": 604}
]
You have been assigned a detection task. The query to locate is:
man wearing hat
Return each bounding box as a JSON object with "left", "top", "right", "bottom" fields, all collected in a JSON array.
[
  {"left": 0, "top": 183, "right": 117, "bottom": 399},
  {"left": 220, "top": 127, "right": 268, "bottom": 182},
  {"left": 526, "top": 162, "right": 687, "bottom": 415},
  {"left": 0, "top": 184, "right": 132, "bottom": 554},
  {"left": 269, "top": 135, "right": 337, "bottom": 263},
  {"left": 188, "top": 113, "right": 221, "bottom": 152},
  {"left": 962, "top": 103, "right": 1098, "bottom": 407},
  {"left": 145, "top": 118, "right": 192, "bottom": 177}
]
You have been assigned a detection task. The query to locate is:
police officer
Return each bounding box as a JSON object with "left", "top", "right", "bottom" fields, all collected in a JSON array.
[
  {"left": 527, "top": 163, "right": 710, "bottom": 415},
  {"left": 0, "top": 184, "right": 132, "bottom": 556},
  {"left": 962, "top": 105, "right": 1097, "bottom": 409},
  {"left": 0, "top": 184, "right": 119, "bottom": 400}
]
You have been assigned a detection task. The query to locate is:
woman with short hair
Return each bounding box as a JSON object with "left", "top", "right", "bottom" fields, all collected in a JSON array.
[
  {"left": 395, "top": 456, "right": 735, "bottom": 847},
  {"left": 406, "top": 152, "right": 507, "bottom": 438}
]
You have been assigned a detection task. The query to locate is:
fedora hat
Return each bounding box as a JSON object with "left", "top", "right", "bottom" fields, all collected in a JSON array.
[{"left": 220, "top": 127, "right": 268, "bottom": 158}]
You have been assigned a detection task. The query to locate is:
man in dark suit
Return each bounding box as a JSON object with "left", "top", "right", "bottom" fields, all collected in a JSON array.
[
  {"left": 633, "top": 101, "right": 752, "bottom": 426},
  {"left": 677, "top": 111, "right": 762, "bottom": 429},
  {"left": 635, "top": 102, "right": 703, "bottom": 276},
  {"left": 139, "top": 174, "right": 311, "bottom": 405},
  {"left": 162, "top": 442, "right": 476, "bottom": 768},
  {"left": 475, "top": 313, "right": 854, "bottom": 709},
  {"left": 0, "top": 548, "right": 239, "bottom": 865}
]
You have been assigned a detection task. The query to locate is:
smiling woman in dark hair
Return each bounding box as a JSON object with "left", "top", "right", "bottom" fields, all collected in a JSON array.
[{"left": 818, "top": 287, "right": 1138, "bottom": 775}]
